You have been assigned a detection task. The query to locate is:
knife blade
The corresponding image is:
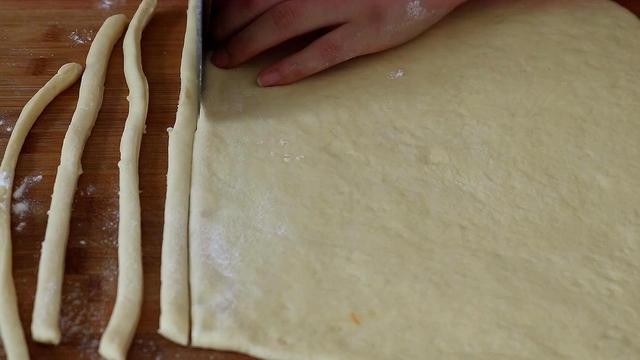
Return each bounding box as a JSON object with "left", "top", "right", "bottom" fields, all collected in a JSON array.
[{"left": 196, "top": 0, "right": 212, "bottom": 115}]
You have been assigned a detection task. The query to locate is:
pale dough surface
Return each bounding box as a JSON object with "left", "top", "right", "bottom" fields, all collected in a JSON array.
[
  {"left": 189, "top": 0, "right": 640, "bottom": 358},
  {"left": 32, "top": 14, "right": 128, "bottom": 345},
  {"left": 159, "top": 0, "right": 198, "bottom": 345},
  {"left": 99, "top": 1, "right": 156, "bottom": 359},
  {"left": 0, "top": 62, "right": 83, "bottom": 360}
]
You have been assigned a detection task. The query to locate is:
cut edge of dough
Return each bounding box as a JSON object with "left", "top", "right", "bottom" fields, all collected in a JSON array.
[{"left": 159, "top": 0, "right": 199, "bottom": 346}]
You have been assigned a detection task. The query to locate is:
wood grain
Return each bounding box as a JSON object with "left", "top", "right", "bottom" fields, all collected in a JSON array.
[{"left": 0, "top": 1, "right": 637, "bottom": 359}]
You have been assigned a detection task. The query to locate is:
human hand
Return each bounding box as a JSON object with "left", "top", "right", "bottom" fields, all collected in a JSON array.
[{"left": 211, "top": 0, "right": 467, "bottom": 86}]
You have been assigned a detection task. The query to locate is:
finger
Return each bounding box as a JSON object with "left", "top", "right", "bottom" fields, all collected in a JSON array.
[
  {"left": 213, "top": 0, "right": 348, "bottom": 68},
  {"left": 257, "top": 24, "right": 362, "bottom": 87},
  {"left": 214, "top": 0, "right": 282, "bottom": 41},
  {"left": 211, "top": 0, "right": 224, "bottom": 11}
]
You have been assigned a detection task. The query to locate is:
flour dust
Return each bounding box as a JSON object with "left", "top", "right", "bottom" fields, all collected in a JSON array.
[{"left": 69, "top": 29, "right": 95, "bottom": 45}]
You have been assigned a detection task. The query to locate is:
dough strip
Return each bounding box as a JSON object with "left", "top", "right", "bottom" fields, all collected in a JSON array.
[
  {"left": 158, "top": 0, "right": 199, "bottom": 345},
  {"left": 0, "top": 62, "right": 83, "bottom": 360},
  {"left": 98, "top": 1, "right": 156, "bottom": 359},
  {"left": 32, "top": 14, "right": 128, "bottom": 345}
]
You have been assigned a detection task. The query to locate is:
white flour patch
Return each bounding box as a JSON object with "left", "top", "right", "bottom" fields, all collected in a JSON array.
[
  {"left": 99, "top": 206, "right": 119, "bottom": 247},
  {"left": 15, "top": 222, "right": 26, "bottom": 232},
  {"left": 69, "top": 29, "right": 94, "bottom": 45},
  {"left": 91, "top": 185, "right": 119, "bottom": 247},
  {"left": 59, "top": 280, "right": 103, "bottom": 351},
  {"left": 12, "top": 201, "right": 30, "bottom": 218},
  {"left": 103, "top": 256, "right": 118, "bottom": 285},
  {"left": 80, "top": 184, "right": 97, "bottom": 196},
  {"left": 201, "top": 222, "right": 239, "bottom": 278},
  {"left": 10, "top": 174, "right": 43, "bottom": 218},
  {"left": 406, "top": 0, "right": 427, "bottom": 19},
  {"left": 134, "top": 338, "right": 161, "bottom": 357},
  {"left": 270, "top": 138, "right": 304, "bottom": 163},
  {"left": 13, "top": 174, "right": 43, "bottom": 199},
  {"left": 6, "top": 126, "right": 13, "bottom": 133},
  {"left": 98, "top": 0, "right": 124, "bottom": 9},
  {"left": 0, "top": 110, "right": 9, "bottom": 122},
  {"left": 101, "top": 209, "right": 118, "bottom": 232},
  {"left": 0, "top": 171, "right": 10, "bottom": 190},
  {"left": 98, "top": 0, "right": 115, "bottom": 9},
  {"left": 388, "top": 69, "right": 405, "bottom": 80},
  {"left": 0, "top": 172, "right": 11, "bottom": 211}
]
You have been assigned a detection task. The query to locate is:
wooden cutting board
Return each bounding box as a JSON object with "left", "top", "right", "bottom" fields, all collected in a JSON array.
[
  {"left": 0, "top": 0, "right": 249, "bottom": 358},
  {"left": 1, "top": 1, "right": 638, "bottom": 359}
]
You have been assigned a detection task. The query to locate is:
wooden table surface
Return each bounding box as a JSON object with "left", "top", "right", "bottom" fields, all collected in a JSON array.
[{"left": 0, "top": 1, "right": 638, "bottom": 359}]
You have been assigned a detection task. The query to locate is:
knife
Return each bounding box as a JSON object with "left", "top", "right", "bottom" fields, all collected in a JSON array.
[{"left": 196, "top": 0, "right": 212, "bottom": 114}]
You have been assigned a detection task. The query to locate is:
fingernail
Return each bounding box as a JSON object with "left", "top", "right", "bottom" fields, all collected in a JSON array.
[
  {"left": 258, "top": 70, "right": 281, "bottom": 87},
  {"left": 213, "top": 49, "right": 229, "bottom": 67}
]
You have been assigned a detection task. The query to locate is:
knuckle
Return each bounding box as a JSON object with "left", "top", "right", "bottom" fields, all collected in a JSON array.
[
  {"left": 317, "top": 39, "right": 343, "bottom": 64},
  {"left": 278, "top": 60, "right": 305, "bottom": 82},
  {"left": 287, "top": 64, "right": 306, "bottom": 80},
  {"left": 270, "top": 2, "right": 299, "bottom": 30}
]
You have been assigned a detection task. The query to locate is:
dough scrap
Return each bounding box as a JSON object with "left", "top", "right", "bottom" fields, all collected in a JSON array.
[
  {"left": 32, "top": 14, "right": 128, "bottom": 345},
  {"left": 189, "top": 1, "right": 640, "bottom": 359},
  {"left": 159, "top": 0, "right": 198, "bottom": 345},
  {"left": 0, "top": 62, "right": 83, "bottom": 360},
  {"left": 99, "top": 1, "right": 156, "bottom": 359}
]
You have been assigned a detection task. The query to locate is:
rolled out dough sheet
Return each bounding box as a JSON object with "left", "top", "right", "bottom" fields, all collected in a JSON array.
[{"left": 189, "top": 0, "right": 640, "bottom": 358}]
